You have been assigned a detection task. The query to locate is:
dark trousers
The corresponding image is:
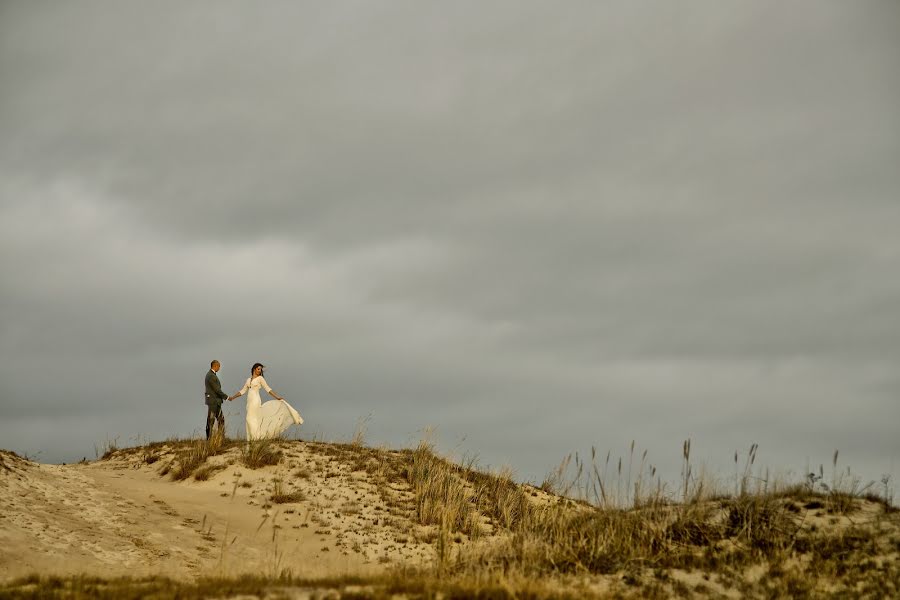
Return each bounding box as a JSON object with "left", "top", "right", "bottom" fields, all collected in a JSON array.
[{"left": 206, "top": 403, "right": 224, "bottom": 439}]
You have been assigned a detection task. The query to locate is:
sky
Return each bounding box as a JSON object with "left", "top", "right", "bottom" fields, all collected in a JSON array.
[{"left": 1, "top": 1, "right": 898, "bottom": 496}]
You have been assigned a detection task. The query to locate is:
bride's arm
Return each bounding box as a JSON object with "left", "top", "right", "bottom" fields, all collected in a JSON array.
[
  {"left": 227, "top": 379, "right": 250, "bottom": 402},
  {"left": 260, "top": 377, "right": 285, "bottom": 401}
]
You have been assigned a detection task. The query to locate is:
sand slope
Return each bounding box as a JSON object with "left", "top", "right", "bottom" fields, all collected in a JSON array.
[
  {"left": 0, "top": 443, "right": 434, "bottom": 582},
  {"left": 3, "top": 444, "right": 899, "bottom": 598}
]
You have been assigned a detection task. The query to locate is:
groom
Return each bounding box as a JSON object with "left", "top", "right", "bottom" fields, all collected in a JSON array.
[{"left": 204, "top": 360, "right": 229, "bottom": 440}]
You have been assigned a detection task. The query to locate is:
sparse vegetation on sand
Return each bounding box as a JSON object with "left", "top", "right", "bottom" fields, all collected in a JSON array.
[
  {"left": 270, "top": 477, "right": 305, "bottom": 504},
  {"left": 165, "top": 432, "right": 236, "bottom": 481},
  {"left": 393, "top": 440, "right": 899, "bottom": 598},
  {"left": 240, "top": 438, "right": 283, "bottom": 469},
  {"left": 134, "top": 434, "right": 285, "bottom": 480},
  {"left": 1, "top": 437, "right": 897, "bottom": 598},
  {"left": 0, "top": 572, "right": 601, "bottom": 600}
]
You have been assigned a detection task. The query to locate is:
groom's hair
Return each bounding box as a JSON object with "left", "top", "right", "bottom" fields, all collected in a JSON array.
[{"left": 211, "top": 360, "right": 219, "bottom": 368}]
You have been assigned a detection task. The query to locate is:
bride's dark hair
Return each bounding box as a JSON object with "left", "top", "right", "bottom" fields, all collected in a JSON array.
[{"left": 250, "top": 362, "right": 265, "bottom": 378}]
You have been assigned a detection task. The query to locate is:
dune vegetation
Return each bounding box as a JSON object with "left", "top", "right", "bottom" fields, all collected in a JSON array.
[{"left": 0, "top": 435, "right": 897, "bottom": 599}]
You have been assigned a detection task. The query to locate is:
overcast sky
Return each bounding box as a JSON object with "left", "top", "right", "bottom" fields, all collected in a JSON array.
[{"left": 1, "top": 1, "right": 898, "bottom": 494}]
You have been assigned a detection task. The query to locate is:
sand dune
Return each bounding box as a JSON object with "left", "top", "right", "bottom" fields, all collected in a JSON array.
[
  {"left": 2, "top": 442, "right": 898, "bottom": 598},
  {"left": 0, "top": 442, "right": 434, "bottom": 582}
]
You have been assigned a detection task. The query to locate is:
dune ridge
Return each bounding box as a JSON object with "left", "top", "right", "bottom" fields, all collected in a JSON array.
[{"left": 1, "top": 440, "right": 898, "bottom": 598}]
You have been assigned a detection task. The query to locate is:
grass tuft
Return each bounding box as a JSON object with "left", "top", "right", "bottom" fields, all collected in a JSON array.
[
  {"left": 270, "top": 478, "right": 305, "bottom": 504},
  {"left": 193, "top": 463, "right": 226, "bottom": 482},
  {"left": 169, "top": 432, "right": 234, "bottom": 481},
  {"left": 6, "top": 434, "right": 897, "bottom": 598},
  {"left": 241, "top": 438, "right": 283, "bottom": 469}
]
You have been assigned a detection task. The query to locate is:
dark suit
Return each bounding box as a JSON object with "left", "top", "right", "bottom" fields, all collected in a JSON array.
[{"left": 205, "top": 369, "right": 228, "bottom": 439}]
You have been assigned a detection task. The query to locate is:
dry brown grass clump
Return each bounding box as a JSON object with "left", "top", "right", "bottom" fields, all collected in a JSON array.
[
  {"left": 429, "top": 487, "right": 899, "bottom": 597},
  {"left": 240, "top": 438, "right": 283, "bottom": 469},
  {"left": 0, "top": 449, "right": 31, "bottom": 474},
  {"left": 270, "top": 478, "right": 305, "bottom": 504},
  {"left": 398, "top": 438, "right": 899, "bottom": 597},
  {"left": 167, "top": 432, "right": 235, "bottom": 481},
  {"left": 3, "top": 435, "right": 898, "bottom": 598},
  {"left": 0, "top": 573, "right": 604, "bottom": 600},
  {"left": 168, "top": 441, "right": 212, "bottom": 481},
  {"left": 406, "top": 441, "right": 481, "bottom": 536},
  {"left": 192, "top": 463, "right": 227, "bottom": 482},
  {"left": 402, "top": 440, "right": 541, "bottom": 539}
]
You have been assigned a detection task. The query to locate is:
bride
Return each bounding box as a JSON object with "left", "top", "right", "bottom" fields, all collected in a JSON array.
[{"left": 228, "top": 363, "right": 303, "bottom": 440}]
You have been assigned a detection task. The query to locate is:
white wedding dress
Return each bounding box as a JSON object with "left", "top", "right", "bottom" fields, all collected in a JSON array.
[{"left": 237, "top": 376, "right": 303, "bottom": 440}]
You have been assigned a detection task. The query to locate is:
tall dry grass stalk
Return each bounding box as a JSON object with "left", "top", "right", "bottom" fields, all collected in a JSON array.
[
  {"left": 544, "top": 441, "right": 670, "bottom": 510},
  {"left": 400, "top": 437, "right": 897, "bottom": 586},
  {"left": 405, "top": 440, "right": 539, "bottom": 541},
  {"left": 798, "top": 449, "right": 883, "bottom": 514},
  {"left": 94, "top": 436, "right": 120, "bottom": 460},
  {"left": 351, "top": 414, "right": 372, "bottom": 447},
  {"left": 407, "top": 440, "right": 477, "bottom": 534},
  {"left": 9, "top": 435, "right": 895, "bottom": 598}
]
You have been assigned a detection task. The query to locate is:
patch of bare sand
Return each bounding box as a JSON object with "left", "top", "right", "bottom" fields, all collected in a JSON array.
[{"left": 0, "top": 443, "right": 436, "bottom": 582}]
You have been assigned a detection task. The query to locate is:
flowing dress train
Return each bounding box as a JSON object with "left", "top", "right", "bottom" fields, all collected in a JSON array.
[{"left": 237, "top": 376, "right": 303, "bottom": 440}]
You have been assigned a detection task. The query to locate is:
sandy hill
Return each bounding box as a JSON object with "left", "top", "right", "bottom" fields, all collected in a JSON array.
[
  {"left": 1, "top": 440, "right": 898, "bottom": 598},
  {"left": 1, "top": 440, "right": 452, "bottom": 581}
]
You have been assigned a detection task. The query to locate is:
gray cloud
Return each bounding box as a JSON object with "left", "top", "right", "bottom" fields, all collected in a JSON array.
[{"left": 1, "top": 1, "right": 898, "bottom": 489}]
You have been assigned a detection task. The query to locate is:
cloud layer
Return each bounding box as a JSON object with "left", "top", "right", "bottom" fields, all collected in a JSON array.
[{"left": 1, "top": 1, "right": 898, "bottom": 487}]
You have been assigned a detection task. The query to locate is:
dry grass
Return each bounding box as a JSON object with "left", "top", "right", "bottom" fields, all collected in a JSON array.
[
  {"left": 0, "top": 449, "right": 28, "bottom": 472},
  {"left": 240, "top": 438, "right": 283, "bottom": 469},
  {"left": 9, "top": 549, "right": 897, "bottom": 600},
  {"left": 406, "top": 441, "right": 479, "bottom": 535},
  {"left": 168, "top": 433, "right": 234, "bottom": 481},
  {"left": 0, "top": 573, "right": 607, "bottom": 599},
  {"left": 5, "top": 435, "right": 897, "bottom": 598},
  {"left": 304, "top": 440, "right": 408, "bottom": 485},
  {"left": 351, "top": 414, "right": 372, "bottom": 447},
  {"left": 270, "top": 478, "right": 305, "bottom": 504},
  {"left": 397, "top": 437, "right": 899, "bottom": 597},
  {"left": 193, "top": 463, "right": 226, "bottom": 482},
  {"left": 95, "top": 436, "right": 119, "bottom": 461}
]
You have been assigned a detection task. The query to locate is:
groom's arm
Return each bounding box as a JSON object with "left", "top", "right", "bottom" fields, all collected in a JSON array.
[{"left": 209, "top": 373, "right": 228, "bottom": 401}]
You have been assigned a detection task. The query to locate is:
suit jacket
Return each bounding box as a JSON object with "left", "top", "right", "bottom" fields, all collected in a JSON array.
[{"left": 205, "top": 369, "right": 228, "bottom": 406}]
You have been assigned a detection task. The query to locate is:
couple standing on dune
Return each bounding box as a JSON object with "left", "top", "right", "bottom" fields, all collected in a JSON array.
[{"left": 204, "top": 360, "right": 303, "bottom": 441}]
